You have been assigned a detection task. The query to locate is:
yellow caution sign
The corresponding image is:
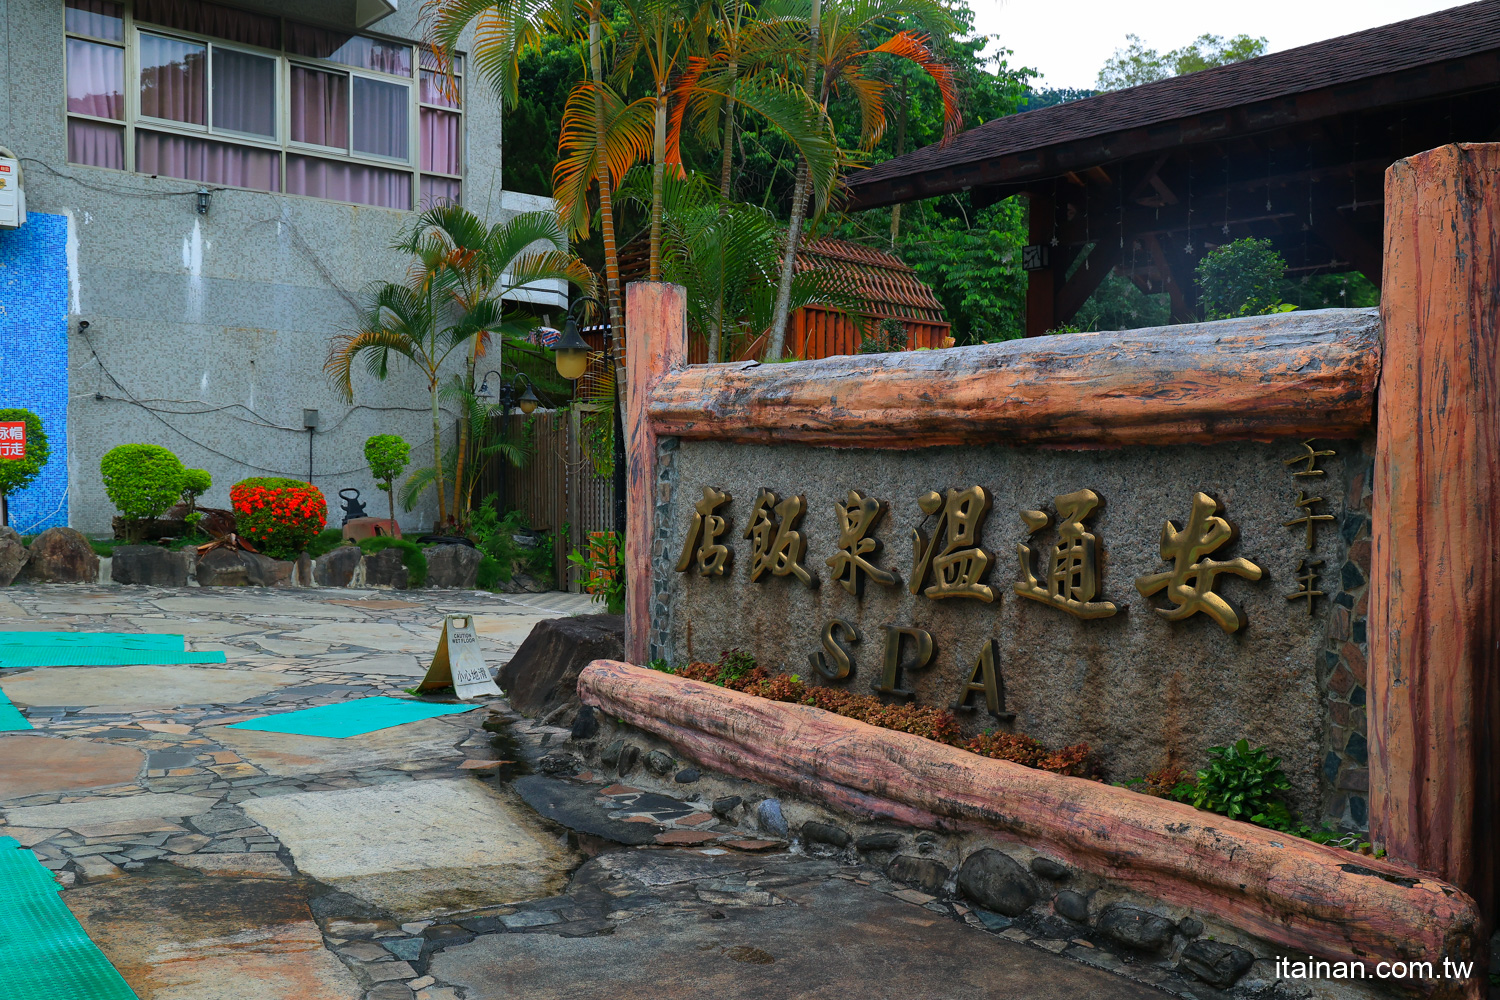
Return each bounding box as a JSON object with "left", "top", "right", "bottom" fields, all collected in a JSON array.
[{"left": 418, "top": 615, "right": 502, "bottom": 700}]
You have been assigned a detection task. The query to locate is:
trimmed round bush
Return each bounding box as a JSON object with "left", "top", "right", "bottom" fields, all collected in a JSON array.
[
  {"left": 0, "top": 408, "right": 50, "bottom": 502},
  {"left": 230, "top": 477, "right": 327, "bottom": 560},
  {"left": 101, "top": 445, "right": 187, "bottom": 541},
  {"left": 181, "top": 468, "right": 212, "bottom": 502}
]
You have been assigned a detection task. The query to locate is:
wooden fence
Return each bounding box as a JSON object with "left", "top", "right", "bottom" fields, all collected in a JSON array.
[{"left": 474, "top": 407, "right": 615, "bottom": 592}]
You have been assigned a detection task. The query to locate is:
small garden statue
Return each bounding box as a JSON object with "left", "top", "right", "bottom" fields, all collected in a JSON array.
[{"left": 364, "top": 434, "right": 410, "bottom": 531}]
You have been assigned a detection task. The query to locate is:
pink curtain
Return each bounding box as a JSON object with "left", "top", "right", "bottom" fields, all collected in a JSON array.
[
  {"left": 139, "top": 33, "right": 205, "bottom": 125},
  {"left": 68, "top": 119, "right": 124, "bottom": 169},
  {"left": 420, "top": 175, "right": 461, "bottom": 210},
  {"left": 66, "top": 39, "right": 124, "bottom": 119},
  {"left": 287, "top": 23, "right": 410, "bottom": 76},
  {"left": 211, "top": 47, "right": 276, "bottom": 137},
  {"left": 137, "top": 130, "right": 280, "bottom": 191},
  {"left": 419, "top": 108, "right": 460, "bottom": 174},
  {"left": 290, "top": 66, "right": 348, "bottom": 149},
  {"left": 64, "top": 0, "right": 122, "bottom": 41},
  {"left": 135, "top": 0, "right": 278, "bottom": 48},
  {"left": 286, "top": 155, "right": 410, "bottom": 209},
  {"left": 420, "top": 70, "right": 460, "bottom": 109},
  {"left": 419, "top": 49, "right": 462, "bottom": 74},
  {"left": 352, "top": 77, "right": 409, "bottom": 160}
]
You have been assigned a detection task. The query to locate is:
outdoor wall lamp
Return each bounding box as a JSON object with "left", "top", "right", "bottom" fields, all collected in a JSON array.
[
  {"left": 196, "top": 188, "right": 211, "bottom": 214},
  {"left": 553, "top": 299, "right": 595, "bottom": 381},
  {"left": 479, "top": 370, "right": 541, "bottom": 414}
]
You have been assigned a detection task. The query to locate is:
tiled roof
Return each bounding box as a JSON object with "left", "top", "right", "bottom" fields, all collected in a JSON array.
[
  {"left": 850, "top": 0, "right": 1500, "bottom": 193},
  {"left": 794, "top": 237, "right": 947, "bottom": 323}
]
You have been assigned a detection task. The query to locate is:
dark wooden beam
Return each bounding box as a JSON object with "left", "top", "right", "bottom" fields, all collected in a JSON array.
[
  {"left": 1056, "top": 239, "right": 1124, "bottom": 323},
  {"left": 1024, "top": 190, "right": 1056, "bottom": 337}
]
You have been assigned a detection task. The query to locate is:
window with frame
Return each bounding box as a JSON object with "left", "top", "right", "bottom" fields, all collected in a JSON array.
[{"left": 64, "top": 0, "right": 464, "bottom": 210}]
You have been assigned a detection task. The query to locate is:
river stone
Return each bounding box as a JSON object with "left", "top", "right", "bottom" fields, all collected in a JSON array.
[
  {"left": 1030, "top": 856, "right": 1070, "bottom": 880},
  {"left": 888, "top": 855, "right": 949, "bottom": 895},
  {"left": 711, "top": 796, "right": 741, "bottom": 818},
  {"left": 1097, "top": 905, "right": 1176, "bottom": 952},
  {"left": 856, "top": 832, "right": 903, "bottom": 853},
  {"left": 313, "top": 545, "right": 364, "bottom": 587},
  {"left": 498, "top": 615, "right": 624, "bottom": 718},
  {"left": 21, "top": 527, "right": 99, "bottom": 583},
  {"left": 1178, "top": 916, "right": 1204, "bottom": 937},
  {"left": 644, "top": 750, "right": 674, "bottom": 776},
  {"left": 956, "top": 850, "right": 1036, "bottom": 917},
  {"left": 425, "top": 544, "right": 482, "bottom": 589},
  {"left": 1177, "top": 939, "right": 1256, "bottom": 988},
  {"left": 755, "top": 798, "right": 788, "bottom": 838},
  {"left": 802, "top": 822, "right": 852, "bottom": 849},
  {"left": 570, "top": 706, "right": 599, "bottom": 740},
  {"left": 1054, "top": 889, "right": 1089, "bottom": 922},
  {"left": 110, "top": 545, "right": 192, "bottom": 587},
  {"left": 0, "top": 527, "right": 29, "bottom": 585},
  {"left": 599, "top": 740, "right": 624, "bottom": 768},
  {"left": 616, "top": 744, "right": 640, "bottom": 776},
  {"left": 364, "top": 548, "right": 408, "bottom": 589}
]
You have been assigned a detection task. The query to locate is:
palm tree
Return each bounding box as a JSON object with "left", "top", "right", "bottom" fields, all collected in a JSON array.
[{"left": 765, "top": 1, "right": 963, "bottom": 359}]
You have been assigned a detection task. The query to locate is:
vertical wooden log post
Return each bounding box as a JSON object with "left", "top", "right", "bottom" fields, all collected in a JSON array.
[
  {"left": 624, "top": 282, "right": 688, "bottom": 664},
  {"left": 1372, "top": 143, "right": 1500, "bottom": 921},
  {"left": 1023, "top": 190, "right": 1055, "bottom": 337}
]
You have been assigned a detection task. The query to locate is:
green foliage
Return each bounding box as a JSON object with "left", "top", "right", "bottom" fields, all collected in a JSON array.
[
  {"left": 1096, "top": 33, "right": 1268, "bottom": 91},
  {"left": 357, "top": 536, "right": 429, "bottom": 588},
  {"left": 714, "top": 648, "right": 757, "bottom": 684},
  {"left": 364, "top": 435, "right": 411, "bottom": 493},
  {"left": 647, "top": 658, "right": 672, "bottom": 673},
  {"left": 1072, "top": 272, "right": 1171, "bottom": 332},
  {"left": 567, "top": 531, "right": 625, "bottom": 614},
  {"left": 304, "top": 529, "right": 347, "bottom": 559},
  {"left": 1197, "top": 238, "right": 1294, "bottom": 319},
  {"left": 0, "top": 408, "right": 50, "bottom": 503},
  {"left": 180, "top": 468, "right": 211, "bottom": 504},
  {"left": 101, "top": 444, "right": 187, "bottom": 541},
  {"left": 859, "top": 317, "right": 909, "bottom": 354},
  {"left": 1188, "top": 739, "right": 1304, "bottom": 833},
  {"left": 469, "top": 498, "right": 548, "bottom": 584}
]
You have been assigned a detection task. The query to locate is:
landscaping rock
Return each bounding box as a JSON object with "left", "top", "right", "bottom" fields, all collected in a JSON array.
[
  {"left": 616, "top": 744, "right": 640, "bottom": 776},
  {"left": 110, "top": 545, "right": 192, "bottom": 587},
  {"left": 755, "top": 798, "right": 788, "bottom": 838},
  {"left": 425, "top": 544, "right": 483, "bottom": 589},
  {"left": 956, "top": 850, "right": 1036, "bottom": 917},
  {"left": 888, "top": 855, "right": 949, "bottom": 895},
  {"left": 313, "top": 545, "right": 364, "bottom": 587},
  {"left": 856, "top": 832, "right": 903, "bottom": 853},
  {"left": 801, "top": 822, "right": 851, "bottom": 849},
  {"left": 644, "top": 750, "right": 674, "bottom": 776},
  {"left": 256, "top": 555, "right": 295, "bottom": 587},
  {"left": 1097, "top": 905, "right": 1176, "bottom": 952},
  {"left": 1178, "top": 916, "right": 1204, "bottom": 938},
  {"left": 1053, "top": 889, "right": 1089, "bottom": 923},
  {"left": 497, "top": 615, "right": 624, "bottom": 718},
  {"left": 711, "top": 796, "right": 741, "bottom": 819},
  {"left": 1177, "top": 939, "right": 1256, "bottom": 988},
  {"left": 1030, "top": 856, "right": 1070, "bottom": 880},
  {"left": 197, "top": 549, "right": 259, "bottom": 586},
  {"left": 599, "top": 740, "right": 624, "bottom": 768},
  {"left": 21, "top": 527, "right": 99, "bottom": 583},
  {"left": 570, "top": 706, "right": 599, "bottom": 740},
  {"left": 363, "top": 548, "right": 408, "bottom": 589},
  {"left": 0, "top": 527, "right": 29, "bottom": 586},
  {"left": 674, "top": 768, "right": 699, "bottom": 783},
  {"left": 295, "top": 552, "right": 313, "bottom": 587}
]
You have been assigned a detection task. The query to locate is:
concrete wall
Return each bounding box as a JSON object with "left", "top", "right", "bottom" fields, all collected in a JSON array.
[{"left": 0, "top": 0, "right": 552, "bottom": 534}]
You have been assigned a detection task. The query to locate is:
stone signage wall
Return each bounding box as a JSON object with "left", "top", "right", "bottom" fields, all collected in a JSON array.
[{"left": 651, "top": 434, "right": 1362, "bottom": 821}]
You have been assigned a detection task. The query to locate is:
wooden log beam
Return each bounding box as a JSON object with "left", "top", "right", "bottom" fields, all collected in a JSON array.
[
  {"left": 579, "top": 660, "right": 1485, "bottom": 996},
  {"left": 1371, "top": 143, "right": 1500, "bottom": 920},
  {"left": 648, "top": 309, "right": 1379, "bottom": 449}
]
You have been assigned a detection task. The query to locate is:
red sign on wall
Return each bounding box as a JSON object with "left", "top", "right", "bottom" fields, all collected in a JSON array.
[{"left": 0, "top": 421, "right": 24, "bottom": 460}]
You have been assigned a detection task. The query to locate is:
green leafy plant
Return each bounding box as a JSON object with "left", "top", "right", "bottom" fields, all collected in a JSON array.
[
  {"left": 304, "top": 529, "right": 347, "bottom": 559},
  {"left": 364, "top": 434, "right": 410, "bottom": 528},
  {"left": 1188, "top": 739, "right": 1305, "bottom": 833},
  {"left": 858, "top": 317, "right": 909, "bottom": 354},
  {"left": 230, "top": 477, "right": 328, "bottom": 560},
  {"left": 469, "top": 498, "right": 528, "bottom": 584},
  {"left": 567, "top": 530, "right": 625, "bottom": 614},
  {"left": 0, "top": 408, "right": 50, "bottom": 529},
  {"left": 357, "top": 535, "right": 429, "bottom": 588},
  {"left": 1197, "top": 238, "right": 1298, "bottom": 320},
  {"left": 100, "top": 444, "right": 187, "bottom": 542}
]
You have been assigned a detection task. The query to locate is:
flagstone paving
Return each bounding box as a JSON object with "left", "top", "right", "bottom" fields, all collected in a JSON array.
[{"left": 0, "top": 583, "right": 1180, "bottom": 1000}]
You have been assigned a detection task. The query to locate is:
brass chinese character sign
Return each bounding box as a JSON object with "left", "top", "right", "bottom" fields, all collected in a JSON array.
[
  {"left": 910, "top": 486, "right": 995, "bottom": 602},
  {"left": 826, "top": 490, "right": 898, "bottom": 596},
  {"left": 674, "top": 486, "right": 733, "bottom": 576},
  {"left": 1135, "top": 492, "right": 1264, "bottom": 633},
  {"left": 1283, "top": 490, "right": 1335, "bottom": 549},
  {"left": 744, "top": 489, "right": 816, "bottom": 587},
  {"left": 1284, "top": 440, "right": 1336, "bottom": 478},
  {"left": 1285, "top": 558, "right": 1325, "bottom": 615},
  {"left": 1015, "top": 489, "right": 1118, "bottom": 619}
]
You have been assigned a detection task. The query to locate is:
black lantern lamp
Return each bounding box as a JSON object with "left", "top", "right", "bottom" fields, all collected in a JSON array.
[
  {"left": 479, "top": 369, "right": 542, "bottom": 414},
  {"left": 554, "top": 300, "right": 594, "bottom": 381}
]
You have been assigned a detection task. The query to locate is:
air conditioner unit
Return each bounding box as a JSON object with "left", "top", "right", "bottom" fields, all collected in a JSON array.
[{"left": 0, "top": 155, "right": 27, "bottom": 229}]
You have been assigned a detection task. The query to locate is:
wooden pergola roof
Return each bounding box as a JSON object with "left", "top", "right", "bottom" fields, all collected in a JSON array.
[{"left": 846, "top": 0, "right": 1500, "bottom": 332}]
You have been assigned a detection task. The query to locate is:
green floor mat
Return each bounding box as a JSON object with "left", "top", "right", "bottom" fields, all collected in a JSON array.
[
  {"left": 226, "top": 696, "right": 476, "bottom": 738},
  {"left": 0, "top": 837, "right": 139, "bottom": 999},
  {"left": 0, "top": 688, "right": 31, "bottom": 731},
  {"left": 0, "top": 631, "right": 185, "bottom": 650},
  {"left": 0, "top": 649, "right": 226, "bottom": 668}
]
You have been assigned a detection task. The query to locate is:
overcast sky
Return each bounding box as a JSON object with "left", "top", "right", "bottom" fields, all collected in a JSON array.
[{"left": 970, "top": 0, "right": 1470, "bottom": 90}]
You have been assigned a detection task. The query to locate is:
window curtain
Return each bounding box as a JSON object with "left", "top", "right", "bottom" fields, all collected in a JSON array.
[
  {"left": 66, "top": 39, "right": 124, "bottom": 119},
  {"left": 134, "top": 0, "right": 278, "bottom": 48},
  {"left": 352, "top": 77, "right": 409, "bottom": 160},
  {"left": 64, "top": 0, "right": 123, "bottom": 41},
  {"left": 419, "top": 108, "right": 460, "bottom": 175},
  {"left": 137, "top": 130, "right": 279, "bottom": 191},
  {"left": 287, "top": 23, "right": 409, "bottom": 75},
  {"left": 419, "top": 70, "right": 459, "bottom": 109},
  {"left": 68, "top": 120, "right": 124, "bottom": 169},
  {"left": 286, "top": 155, "right": 409, "bottom": 209},
  {"left": 139, "top": 33, "right": 205, "bottom": 124},
  {"left": 420, "top": 176, "right": 461, "bottom": 210},
  {"left": 290, "top": 66, "right": 348, "bottom": 149},
  {"left": 211, "top": 47, "right": 276, "bottom": 137}
]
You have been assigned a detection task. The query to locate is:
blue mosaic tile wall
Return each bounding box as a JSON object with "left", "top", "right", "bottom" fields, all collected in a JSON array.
[{"left": 0, "top": 212, "right": 70, "bottom": 533}]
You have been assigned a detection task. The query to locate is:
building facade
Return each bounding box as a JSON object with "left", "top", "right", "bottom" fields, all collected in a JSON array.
[{"left": 0, "top": 0, "right": 564, "bottom": 534}]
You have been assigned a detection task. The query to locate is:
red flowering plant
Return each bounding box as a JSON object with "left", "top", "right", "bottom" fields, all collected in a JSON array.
[{"left": 229, "top": 477, "right": 327, "bottom": 559}]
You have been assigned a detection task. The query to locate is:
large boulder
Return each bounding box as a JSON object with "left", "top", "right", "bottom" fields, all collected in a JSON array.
[
  {"left": 21, "top": 527, "right": 99, "bottom": 583},
  {"left": 955, "top": 849, "right": 1037, "bottom": 917},
  {"left": 111, "top": 545, "right": 193, "bottom": 587},
  {"left": 0, "top": 527, "right": 29, "bottom": 586},
  {"left": 363, "top": 548, "right": 408, "bottom": 589},
  {"left": 197, "top": 549, "right": 289, "bottom": 587},
  {"left": 425, "top": 544, "right": 482, "bottom": 589},
  {"left": 313, "top": 545, "right": 364, "bottom": 587},
  {"left": 1097, "top": 905, "right": 1177, "bottom": 952},
  {"left": 497, "top": 614, "right": 624, "bottom": 717}
]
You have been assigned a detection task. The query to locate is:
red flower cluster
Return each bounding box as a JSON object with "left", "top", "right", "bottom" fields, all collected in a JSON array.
[{"left": 229, "top": 478, "right": 327, "bottom": 560}]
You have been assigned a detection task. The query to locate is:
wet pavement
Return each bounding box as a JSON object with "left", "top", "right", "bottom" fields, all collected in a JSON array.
[{"left": 0, "top": 584, "right": 1169, "bottom": 1000}]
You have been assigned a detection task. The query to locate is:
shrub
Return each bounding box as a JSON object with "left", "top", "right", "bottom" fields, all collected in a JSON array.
[
  {"left": 567, "top": 530, "right": 624, "bottom": 614},
  {"left": 304, "top": 528, "right": 346, "bottom": 559},
  {"left": 180, "top": 468, "right": 211, "bottom": 506},
  {"left": 101, "top": 444, "right": 187, "bottom": 542},
  {"left": 1196, "top": 238, "right": 1297, "bottom": 319},
  {"left": 858, "top": 316, "right": 909, "bottom": 354},
  {"left": 363, "top": 434, "right": 410, "bottom": 525},
  {"left": 0, "top": 409, "right": 50, "bottom": 520},
  {"left": 357, "top": 536, "right": 428, "bottom": 588},
  {"left": 1188, "top": 738, "right": 1302, "bottom": 832},
  {"left": 230, "top": 477, "right": 327, "bottom": 559}
]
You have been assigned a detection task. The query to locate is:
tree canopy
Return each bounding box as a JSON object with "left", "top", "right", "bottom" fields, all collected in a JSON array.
[{"left": 1095, "top": 32, "right": 1268, "bottom": 91}]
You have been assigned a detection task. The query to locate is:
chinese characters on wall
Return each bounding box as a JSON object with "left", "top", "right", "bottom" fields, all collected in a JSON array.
[
  {"left": 0, "top": 421, "right": 25, "bottom": 460},
  {"left": 1281, "top": 441, "right": 1338, "bottom": 614}
]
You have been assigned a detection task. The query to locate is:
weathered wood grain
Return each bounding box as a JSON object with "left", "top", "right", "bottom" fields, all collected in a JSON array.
[
  {"left": 648, "top": 309, "right": 1380, "bottom": 449},
  {"left": 625, "top": 282, "right": 688, "bottom": 664},
  {"left": 579, "top": 661, "right": 1485, "bottom": 998},
  {"left": 1371, "top": 143, "right": 1500, "bottom": 920}
]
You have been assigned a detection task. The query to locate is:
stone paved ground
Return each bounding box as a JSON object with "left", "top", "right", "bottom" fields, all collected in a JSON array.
[{"left": 1, "top": 584, "right": 1180, "bottom": 1000}]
